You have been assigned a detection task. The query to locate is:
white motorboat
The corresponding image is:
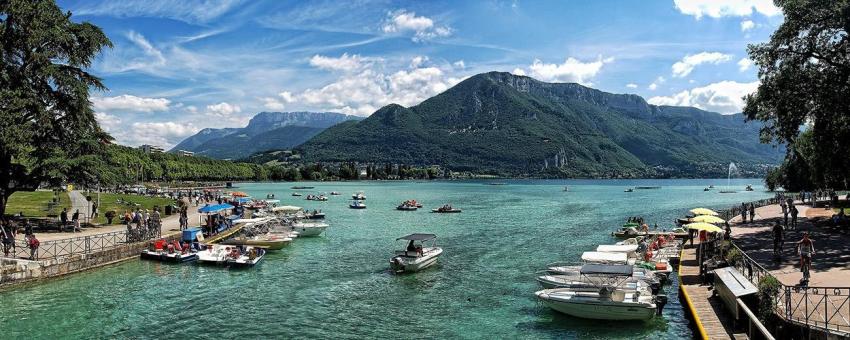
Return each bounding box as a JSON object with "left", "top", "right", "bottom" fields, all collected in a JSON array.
[
  {"left": 352, "top": 191, "right": 366, "bottom": 200},
  {"left": 197, "top": 244, "right": 231, "bottom": 265},
  {"left": 197, "top": 244, "right": 265, "bottom": 267},
  {"left": 536, "top": 274, "right": 661, "bottom": 295},
  {"left": 535, "top": 264, "right": 667, "bottom": 321},
  {"left": 389, "top": 233, "right": 443, "bottom": 273},
  {"left": 546, "top": 264, "right": 660, "bottom": 286},
  {"left": 596, "top": 244, "right": 639, "bottom": 258},
  {"left": 291, "top": 222, "right": 328, "bottom": 237},
  {"left": 349, "top": 200, "right": 367, "bottom": 209}
]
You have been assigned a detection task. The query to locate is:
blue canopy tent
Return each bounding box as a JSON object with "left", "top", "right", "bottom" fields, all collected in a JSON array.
[
  {"left": 198, "top": 203, "right": 235, "bottom": 234},
  {"left": 235, "top": 197, "right": 252, "bottom": 204}
]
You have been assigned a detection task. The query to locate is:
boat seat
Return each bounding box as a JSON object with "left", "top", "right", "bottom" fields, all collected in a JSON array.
[{"left": 611, "top": 290, "right": 626, "bottom": 302}]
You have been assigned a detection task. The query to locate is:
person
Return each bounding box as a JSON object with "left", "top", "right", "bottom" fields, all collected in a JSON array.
[
  {"left": 790, "top": 204, "right": 799, "bottom": 230},
  {"left": 749, "top": 203, "right": 756, "bottom": 222},
  {"left": 91, "top": 201, "right": 98, "bottom": 219},
  {"left": 1, "top": 220, "right": 15, "bottom": 257},
  {"left": 23, "top": 219, "right": 33, "bottom": 237},
  {"left": 724, "top": 221, "right": 732, "bottom": 240},
  {"left": 782, "top": 202, "right": 789, "bottom": 227},
  {"left": 150, "top": 209, "right": 161, "bottom": 237},
  {"left": 796, "top": 232, "right": 815, "bottom": 277},
  {"left": 60, "top": 208, "right": 68, "bottom": 232},
  {"left": 72, "top": 209, "right": 80, "bottom": 233},
  {"left": 741, "top": 202, "right": 748, "bottom": 223},
  {"left": 772, "top": 222, "right": 784, "bottom": 256},
  {"left": 26, "top": 234, "right": 39, "bottom": 260}
]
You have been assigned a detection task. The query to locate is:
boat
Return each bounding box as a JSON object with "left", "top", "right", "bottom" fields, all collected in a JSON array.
[
  {"left": 635, "top": 186, "right": 661, "bottom": 189},
  {"left": 197, "top": 244, "right": 265, "bottom": 267},
  {"left": 330, "top": 191, "right": 341, "bottom": 195},
  {"left": 563, "top": 186, "right": 569, "bottom": 192},
  {"left": 140, "top": 240, "right": 198, "bottom": 263},
  {"left": 292, "top": 192, "right": 302, "bottom": 197},
  {"left": 535, "top": 264, "right": 666, "bottom": 320},
  {"left": 292, "top": 186, "right": 314, "bottom": 189},
  {"left": 389, "top": 233, "right": 443, "bottom": 273},
  {"left": 487, "top": 182, "right": 507, "bottom": 186},
  {"left": 536, "top": 273, "right": 661, "bottom": 295},
  {"left": 745, "top": 184, "right": 754, "bottom": 191},
  {"left": 305, "top": 194, "right": 316, "bottom": 200},
  {"left": 349, "top": 200, "right": 367, "bottom": 209},
  {"left": 624, "top": 188, "right": 634, "bottom": 192},
  {"left": 352, "top": 191, "right": 366, "bottom": 200},
  {"left": 703, "top": 187, "right": 710, "bottom": 191},
  {"left": 265, "top": 193, "right": 276, "bottom": 199},
  {"left": 432, "top": 204, "right": 461, "bottom": 213},
  {"left": 222, "top": 234, "right": 291, "bottom": 250},
  {"left": 291, "top": 222, "right": 328, "bottom": 237},
  {"left": 708, "top": 185, "right": 715, "bottom": 188},
  {"left": 317, "top": 195, "right": 328, "bottom": 201},
  {"left": 396, "top": 203, "right": 418, "bottom": 211},
  {"left": 304, "top": 210, "right": 325, "bottom": 219}
]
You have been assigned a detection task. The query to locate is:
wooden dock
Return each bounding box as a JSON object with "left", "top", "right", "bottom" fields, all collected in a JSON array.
[
  {"left": 679, "top": 244, "right": 743, "bottom": 339},
  {"left": 203, "top": 223, "right": 247, "bottom": 244}
]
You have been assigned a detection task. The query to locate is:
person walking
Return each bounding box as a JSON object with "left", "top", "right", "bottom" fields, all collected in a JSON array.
[
  {"left": 72, "top": 209, "right": 80, "bottom": 233},
  {"left": 790, "top": 204, "right": 799, "bottom": 230},
  {"left": 60, "top": 208, "right": 68, "bottom": 232},
  {"left": 91, "top": 201, "right": 98, "bottom": 219},
  {"left": 150, "top": 209, "right": 161, "bottom": 238},
  {"left": 782, "top": 202, "right": 789, "bottom": 227},
  {"left": 26, "top": 234, "right": 40, "bottom": 260},
  {"left": 741, "top": 202, "right": 748, "bottom": 223},
  {"left": 749, "top": 203, "right": 756, "bottom": 222},
  {"left": 772, "top": 221, "right": 784, "bottom": 257}
]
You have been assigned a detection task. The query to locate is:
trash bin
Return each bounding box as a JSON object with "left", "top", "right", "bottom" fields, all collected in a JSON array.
[{"left": 165, "top": 205, "right": 173, "bottom": 216}]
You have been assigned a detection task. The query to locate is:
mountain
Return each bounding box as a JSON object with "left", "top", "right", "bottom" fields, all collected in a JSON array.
[
  {"left": 290, "top": 72, "right": 782, "bottom": 177},
  {"left": 170, "top": 111, "right": 360, "bottom": 159}
]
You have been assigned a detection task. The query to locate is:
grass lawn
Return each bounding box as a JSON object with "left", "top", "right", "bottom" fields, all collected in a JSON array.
[
  {"left": 85, "top": 192, "right": 176, "bottom": 225},
  {"left": 5, "top": 190, "right": 70, "bottom": 218},
  {"left": 834, "top": 208, "right": 850, "bottom": 215}
]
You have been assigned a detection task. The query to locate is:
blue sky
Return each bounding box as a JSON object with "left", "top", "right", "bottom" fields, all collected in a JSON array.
[{"left": 57, "top": 0, "right": 784, "bottom": 148}]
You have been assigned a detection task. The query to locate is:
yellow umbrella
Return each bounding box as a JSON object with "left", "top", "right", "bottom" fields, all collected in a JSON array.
[
  {"left": 690, "top": 215, "right": 726, "bottom": 224},
  {"left": 689, "top": 208, "right": 719, "bottom": 216},
  {"left": 685, "top": 222, "right": 724, "bottom": 233}
]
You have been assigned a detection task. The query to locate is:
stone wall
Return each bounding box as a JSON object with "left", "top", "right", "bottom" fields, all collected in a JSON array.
[{"left": 0, "top": 234, "right": 180, "bottom": 288}]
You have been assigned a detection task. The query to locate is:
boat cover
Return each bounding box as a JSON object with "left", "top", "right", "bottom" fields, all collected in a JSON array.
[
  {"left": 198, "top": 203, "right": 234, "bottom": 213},
  {"left": 596, "top": 245, "right": 639, "bottom": 253},
  {"left": 396, "top": 233, "right": 437, "bottom": 241},
  {"left": 580, "top": 264, "right": 634, "bottom": 276},
  {"left": 232, "top": 218, "right": 266, "bottom": 224},
  {"left": 272, "top": 205, "right": 302, "bottom": 212},
  {"left": 581, "top": 251, "right": 628, "bottom": 263},
  {"left": 264, "top": 199, "right": 280, "bottom": 204}
]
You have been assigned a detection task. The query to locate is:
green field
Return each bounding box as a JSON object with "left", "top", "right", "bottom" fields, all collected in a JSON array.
[
  {"left": 84, "top": 192, "right": 176, "bottom": 225},
  {"left": 5, "top": 190, "right": 70, "bottom": 218}
]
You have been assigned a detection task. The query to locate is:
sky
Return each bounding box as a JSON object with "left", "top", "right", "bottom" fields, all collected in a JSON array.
[{"left": 56, "top": 0, "right": 785, "bottom": 148}]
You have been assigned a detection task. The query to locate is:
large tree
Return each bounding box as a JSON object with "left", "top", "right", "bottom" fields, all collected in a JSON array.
[
  {"left": 0, "top": 0, "right": 112, "bottom": 216},
  {"left": 744, "top": 0, "right": 850, "bottom": 189}
]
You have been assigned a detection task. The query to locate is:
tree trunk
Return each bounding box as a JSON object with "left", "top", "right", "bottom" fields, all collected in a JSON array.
[{"left": 0, "top": 152, "right": 13, "bottom": 218}]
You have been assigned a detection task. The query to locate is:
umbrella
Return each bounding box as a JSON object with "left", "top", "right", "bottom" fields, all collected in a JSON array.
[
  {"left": 230, "top": 191, "right": 249, "bottom": 197},
  {"left": 685, "top": 222, "right": 724, "bottom": 233},
  {"left": 689, "top": 208, "right": 719, "bottom": 216},
  {"left": 690, "top": 215, "right": 726, "bottom": 224}
]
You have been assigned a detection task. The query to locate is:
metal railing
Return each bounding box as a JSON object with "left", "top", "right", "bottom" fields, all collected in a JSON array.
[
  {"left": 730, "top": 243, "right": 773, "bottom": 286},
  {"left": 738, "top": 298, "right": 777, "bottom": 340},
  {"left": 6, "top": 224, "right": 160, "bottom": 260}
]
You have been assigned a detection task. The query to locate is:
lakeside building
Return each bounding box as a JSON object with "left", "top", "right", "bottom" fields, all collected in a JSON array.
[
  {"left": 138, "top": 144, "right": 164, "bottom": 154},
  {"left": 175, "top": 150, "right": 194, "bottom": 157}
]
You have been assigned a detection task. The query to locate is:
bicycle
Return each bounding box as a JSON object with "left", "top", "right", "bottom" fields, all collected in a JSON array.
[{"left": 800, "top": 252, "right": 812, "bottom": 286}]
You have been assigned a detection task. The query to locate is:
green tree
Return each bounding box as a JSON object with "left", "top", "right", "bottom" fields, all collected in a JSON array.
[
  {"left": 744, "top": 0, "right": 850, "bottom": 189},
  {"left": 0, "top": 0, "right": 112, "bottom": 216}
]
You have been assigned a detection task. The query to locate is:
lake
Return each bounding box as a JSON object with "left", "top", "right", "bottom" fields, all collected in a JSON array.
[{"left": 0, "top": 179, "right": 772, "bottom": 339}]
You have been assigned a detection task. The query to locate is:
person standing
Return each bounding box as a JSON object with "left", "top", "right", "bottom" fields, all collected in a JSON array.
[
  {"left": 790, "top": 204, "right": 799, "bottom": 230},
  {"left": 60, "top": 208, "right": 68, "bottom": 232},
  {"left": 26, "top": 234, "right": 39, "bottom": 260},
  {"left": 1, "top": 220, "right": 16, "bottom": 257},
  {"left": 749, "top": 203, "right": 756, "bottom": 222},
  {"left": 772, "top": 221, "right": 784, "bottom": 256},
  {"left": 741, "top": 202, "right": 748, "bottom": 223},
  {"left": 782, "top": 202, "right": 789, "bottom": 227},
  {"left": 150, "top": 209, "right": 161, "bottom": 238},
  {"left": 91, "top": 201, "right": 98, "bottom": 219},
  {"left": 72, "top": 209, "right": 80, "bottom": 233}
]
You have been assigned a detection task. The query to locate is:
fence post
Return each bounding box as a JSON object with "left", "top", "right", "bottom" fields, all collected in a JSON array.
[{"left": 85, "top": 236, "right": 90, "bottom": 255}]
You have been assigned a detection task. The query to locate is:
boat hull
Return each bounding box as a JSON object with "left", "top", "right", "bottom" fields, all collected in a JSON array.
[
  {"left": 292, "top": 225, "right": 327, "bottom": 237},
  {"left": 538, "top": 297, "right": 656, "bottom": 320},
  {"left": 140, "top": 250, "right": 198, "bottom": 263},
  {"left": 390, "top": 248, "right": 442, "bottom": 273},
  {"left": 222, "top": 239, "right": 290, "bottom": 250}
]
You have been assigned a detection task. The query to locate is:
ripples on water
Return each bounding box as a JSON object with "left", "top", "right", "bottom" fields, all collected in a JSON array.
[{"left": 0, "top": 179, "right": 770, "bottom": 339}]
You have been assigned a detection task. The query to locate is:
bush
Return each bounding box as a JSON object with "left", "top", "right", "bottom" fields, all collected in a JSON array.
[
  {"left": 757, "top": 276, "right": 782, "bottom": 322},
  {"left": 725, "top": 247, "right": 743, "bottom": 265}
]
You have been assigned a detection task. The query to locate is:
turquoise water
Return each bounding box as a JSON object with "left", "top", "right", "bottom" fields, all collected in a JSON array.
[{"left": 1, "top": 179, "right": 772, "bottom": 339}]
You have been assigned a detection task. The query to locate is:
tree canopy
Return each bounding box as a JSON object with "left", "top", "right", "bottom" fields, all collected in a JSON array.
[
  {"left": 0, "top": 0, "right": 112, "bottom": 215},
  {"left": 745, "top": 0, "right": 850, "bottom": 189}
]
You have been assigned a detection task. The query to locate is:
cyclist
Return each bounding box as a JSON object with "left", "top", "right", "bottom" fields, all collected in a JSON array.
[{"left": 796, "top": 232, "right": 815, "bottom": 280}]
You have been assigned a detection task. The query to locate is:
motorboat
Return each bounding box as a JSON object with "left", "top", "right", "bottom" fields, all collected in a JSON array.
[
  {"left": 704, "top": 187, "right": 710, "bottom": 191},
  {"left": 624, "top": 188, "right": 634, "bottom": 192},
  {"left": 197, "top": 244, "right": 265, "bottom": 267},
  {"left": 563, "top": 186, "right": 569, "bottom": 192},
  {"left": 330, "top": 191, "right": 341, "bottom": 195},
  {"left": 596, "top": 244, "right": 639, "bottom": 259},
  {"left": 396, "top": 203, "right": 418, "bottom": 211},
  {"left": 635, "top": 186, "right": 661, "bottom": 190},
  {"left": 352, "top": 191, "right": 366, "bottom": 200},
  {"left": 140, "top": 239, "right": 198, "bottom": 263},
  {"left": 291, "top": 222, "right": 328, "bottom": 237},
  {"left": 389, "top": 233, "right": 443, "bottom": 273},
  {"left": 350, "top": 200, "right": 367, "bottom": 209},
  {"left": 545, "top": 263, "right": 661, "bottom": 287},
  {"left": 432, "top": 204, "right": 461, "bottom": 213},
  {"left": 292, "top": 192, "right": 302, "bottom": 197},
  {"left": 305, "top": 194, "right": 317, "bottom": 200},
  {"left": 292, "top": 186, "right": 314, "bottom": 189},
  {"left": 304, "top": 210, "right": 326, "bottom": 219},
  {"left": 265, "top": 194, "right": 276, "bottom": 199},
  {"left": 745, "top": 184, "right": 754, "bottom": 191},
  {"left": 222, "top": 234, "right": 291, "bottom": 250},
  {"left": 317, "top": 195, "right": 328, "bottom": 201},
  {"left": 536, "top": 273, "right": 660, "bottom": 295},
  {"left": 271, "top": 205, "right": 303, "bottom": 216},
  {"left": 535, "top": 264, "right": 666, "bottom": 320}
]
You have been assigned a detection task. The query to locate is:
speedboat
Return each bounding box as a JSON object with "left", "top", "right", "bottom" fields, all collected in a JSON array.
[
  {"left": 330, "top": 191, "right": 341, "bottom": 195},
  {"left": 317, "top": 195, "right": 328, "bottom": 201},
  {"left": 305, "top": 194, "right": 316, "bottom": 200},
  {"left": 352, "top": 191, "right": 366, "bottom": 200},
  {"left": 535, "top": 264, "right": 667, "bottom": 320},
  {"left": 350, "top": 200, "right": 367, "bottom": 209},
  {"left": 197, "top": 244, "right": 265, "bottom": 267},
  {"left": 624, "top": 188, "right": 634, "bottom": 192},
  {"left": 704, "top": 187, "right": 710, "bottom": 191},
  {"left": 292, "top": 192, "right": 302, "bottom": 197},
  {"left": 745, "top": 184, "right": 754, "bottom": 191},
  {"left": 432, "top": 204, "right": 461, "bottom": 213},
  {"left": 563, "top": 186, "right": 569, "bottom": 192},
  {"left": 197, "top": 244, "right": 231, "bottom": 265},
  {"left": 390, "top": 233, "right": 443, "bottom": 273},
  {"left": 291, "top": 222, "right": 328, "bottom": 237},
  {"left": 397, "top": 203, "right": 418, "bottom": 211},
  {"left": 292, "top": 186, "right": 314, "bottom": 189},
  {"left": 140, "top": 239, "right": 198, "bottom": 263},
  {"left": 222, "top": 234, "right": 291, "bottom": 250},
  {"left": 536, "top": 273, "right": 661, "bottom": 295},
  {"left": 305, "top": 210, "right": 325, "bottom": 219}
]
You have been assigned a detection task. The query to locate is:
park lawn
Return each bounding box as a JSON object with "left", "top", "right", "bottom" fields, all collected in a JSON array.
[
  {"left": 85, "top": 192, "right": 175, "bottom": 225},
  {"left": 835, "top": 208, "right": 850, "bottom": 215},
  {"left": 5, "top": 190, "right": 70, "bottom": 218}
]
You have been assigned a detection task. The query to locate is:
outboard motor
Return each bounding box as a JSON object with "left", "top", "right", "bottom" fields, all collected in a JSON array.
[
  {"left": 655, "top": 294, "right": 668, "bottom": 315},
  {"left": 649, "top": 282, "right": 661, "bottom": 295}
]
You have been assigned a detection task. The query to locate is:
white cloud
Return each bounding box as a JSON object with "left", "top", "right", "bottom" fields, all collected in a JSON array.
[
  {"left": 518, "top": 56, "right": 614, "bottom": 85},
  {"left": 309, "top": 53, "right": 375, "bottom": 72},
  {"left": 626, "top": 83, "right": 638, "bottom": 89},
  {"left": 647, "top": 80, "right": 759, "bottom": 114},
  {"left": 673, "top": 0, "right": 781, "bottom": 19},
  {"left": 74, "top": 0, "right": 241, "bottom": 25},
  {"left": 648, "top": 76, "right": 665, "bottom": 91},
  {"left": 382, "top": 10, "right": 452, "bottom": 41},
  {"left": 186, "top": 105, "right": 198, "bottom": 114},
  {"left": 278, "top": 91, "right": 295, "bottom": 103},
  {"left": 453, "top": 60, "right": 465, "bottom": 69},
  {"left": 92, "top": 94, "right": 171, "bottom": 112},
  {"left": 95, "top": 112, "right": 122, "bottom": 133},
  {"left": 410, "top": 56, "right": 428, "bottom": 68},
  {"left": 262, "top": 97, "right": 286, "bottom": 110},
  {"left": 740, "top": 20, "right": 755, "bottom": 31},
  {"left": 671, "top": 52, "right": 732, "bottom": 77},
  {"left": 206, "top": 102, "right": 241, "bottom": 116},
  {"left": 511, "top": 68, "right": 526, "bottom": 76},
  {"left": 126, "top": 121, "right": 200, "bottom": 148},
  {"left": 737, "top": 58, "right": 753, "bottom": 72}
]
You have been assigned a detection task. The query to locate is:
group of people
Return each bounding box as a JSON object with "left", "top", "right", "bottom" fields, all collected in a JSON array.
[
  {"left": 1, "top": 218, "right": 40, "bottom": 260},
  {"left": 738, "top": 202, "right": 757, "bottom": 223},
  {"left": 58, "top": 208, "right": 82, "bottom": 232},
  {"left": 123, "top": 208, "right": 162, "bottom": 242},
  {"left": 779, "top": 197, "right": 799, "bottom": 230}
]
